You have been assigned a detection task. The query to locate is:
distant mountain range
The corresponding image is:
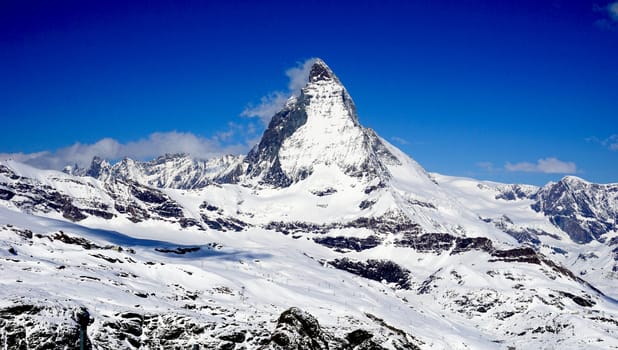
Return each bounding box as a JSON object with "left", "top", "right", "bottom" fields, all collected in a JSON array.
[{"left": 1, "top": 59, "right": 617, "bottom": 349}]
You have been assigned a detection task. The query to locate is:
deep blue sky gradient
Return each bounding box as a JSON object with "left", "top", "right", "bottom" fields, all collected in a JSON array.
[{"left": 1, "top": 0, "right": 617, "bottom": 184}]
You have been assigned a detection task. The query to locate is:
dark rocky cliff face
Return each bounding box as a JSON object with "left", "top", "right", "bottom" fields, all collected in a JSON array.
[
  {"left": 531, "top": 177, "right": 618, "bottom": 243},
  {"left": 242, "top": 97, "right": 310, "bottom": 187}
]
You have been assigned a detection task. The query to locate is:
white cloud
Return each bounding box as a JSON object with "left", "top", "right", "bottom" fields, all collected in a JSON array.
[
  {"left": 587, "top": 134, "right": 618, "bottom": 151},
  {"left": 0, "top": 131, "right": 252, "bottom": 170},
  {"left": 285, "top": 58, "right": 318, "bottom": 93},
  {"left": 241, "top": 58, "right": 318, "bottom": 125},
  {"left": 240, "top": 92, "right": 288, "bottom": 126},
  {"left": 391, "top": 136, "right": 409, "bottom": 145},
  {"left": 505, "top": 157, "right": 577, "bottom": 174}
]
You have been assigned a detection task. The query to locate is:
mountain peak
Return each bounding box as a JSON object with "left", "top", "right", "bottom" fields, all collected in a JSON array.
[
  {"left": 222, "top": 58, "right": 400, "bottom": 188},
  {"left": 85, "top": 156, "right": 110, "bottom": 178},
  {"left": 308, "top": 58, "right": 338, "bottom": 83}
]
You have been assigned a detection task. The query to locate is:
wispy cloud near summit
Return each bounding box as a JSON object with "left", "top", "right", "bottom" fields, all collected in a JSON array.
[{"left": 241, "top": 58, "right": 317, "bottom": 125}]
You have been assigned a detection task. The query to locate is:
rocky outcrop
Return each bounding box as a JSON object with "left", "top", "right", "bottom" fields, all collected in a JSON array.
[
  {"left": 328, "top": 258, "right": 412, "bottom": 289},
  {"left": 261, "top": 307, "right": 421, "bottom": 350},
  {"left": 264, "top": 307, "right": 332, "bottom": 349},
  {"left": 0, "top": 304, "right": 84, "bottom": 350},
  {"left": 314, "top": 235, "right": 382, "bottom": 252},
  {"left": 0, "top": 303, "right": 421, "bottom": 350},
  {"left": 531, "top": 176, "right": 618, "bottom": 243},
  {"left": 265, "top": 211, "right": 422, "bottom": 237}
]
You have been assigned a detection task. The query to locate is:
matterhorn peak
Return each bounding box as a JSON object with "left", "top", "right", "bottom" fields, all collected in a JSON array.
[{"left": 223, "top": 58, "right": 401, "bottom": 188}]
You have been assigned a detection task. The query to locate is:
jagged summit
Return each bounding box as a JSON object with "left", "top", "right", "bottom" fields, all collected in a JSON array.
[
  {"left": 308, "top": 58, "right": 339, "bottom": 83},
  {"left": 225, "top": 58, "right": 399, "bottom": 187}
]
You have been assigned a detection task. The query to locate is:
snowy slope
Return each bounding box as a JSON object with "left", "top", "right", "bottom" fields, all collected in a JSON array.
[
  {"left": 1, "top": 58, "right": 618, "bottom": 349},
  {"left": 434, "top": 173, "right": 618, "bottom": 300}
]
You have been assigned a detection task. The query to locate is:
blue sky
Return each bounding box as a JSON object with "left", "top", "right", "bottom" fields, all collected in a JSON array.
[{"left": 1, "top": 0, "right": 617, "bottom": 185}]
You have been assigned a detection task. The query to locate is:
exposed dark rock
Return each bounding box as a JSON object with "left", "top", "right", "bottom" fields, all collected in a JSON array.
[
  {"left": 179, "top": 217, "right": 204, "bottom": 229},
  {"left": 62, "top": 204, "right": 88, "bottom": 221},
  {"left": 90, "top": 253, "right": 123, "bottom": 264},
  {"left": 346, "top": 329, "right": 373, "bottom": 346},
  {"left": 395, "top": 233, "right": 493, "bottom": 255},
  {"left": 219, "top": 330, "right": 246, "bottom": 343},
  {"left": 52, "top": 231, "right": 102, "bottom": 250},
  {"left": 358, "top": 200, "right": 376, "bottom": 210},
  {"left": 395, "top": 233, "right": 455, "bottom": 253},
  {"left": 219, "top": 341, "right": 236, "bottom": 350},
  {"left": 364, "top": 182, "right": 386, "bottom": 194},
  {"left": 311, "top": 188, "right": 337, "bottom": 196},
  {"left": 329, "top": 258, "right": 411, "bottom": 289},
  {"left": 265, "top": 221, "right": 328, "bottom": 235},
  {"left": 263, "top": 307, "right": 331, "bottom": 350},
  {"left": 308, "top": 59, "right": 336, "bottom": 82},
  {"left": 239, "top": 92, "right": 309, "bottom": 188},
  {"left": 129, "top": 183, "right": 167, "bottom": 204},
  {"left": 200, "top": 202, "right": 220, "bottom": 211},
  {"left": 489, "top": 247, "right": 540, "bottom": 264},
  {"left": 314, "top": 235, "right": 381, "bottom": 252},
  {"left": 342, "top": 213, "right": 421, "bottom": 235},
  {"left": 451, "top": 237, "right": 493, "bottom": 255},
  {"left": 155, "top": 247, "right": 201, "bottom": 254},
  {"left": 0, "top": 304, "right": 42, "bottom": 318},
  {"left": 82, "top": 208, "right": 115, "bottom": 219},
  {"left": 0, "top": 304, "right": 82, "bottom": 349},
  {"left": 417, "top": 269, "right": 443, "bottom": 295},
  {"left": 0, "top": 188, "right": 15, "bottom": 200},
  {"left": 551, "top": 246, "right": 568, "bottom": 255},
  {"left": 202, "top": 215, "right": 247, "bottom": 232},
  {"left": 406, "top": 199, "right": 437, "bottom": 209},
  {"left": 154, "top": 202, "right": 184, "bottom": 218},
  {"left": 10, "top": 227, "right": 33, "bottom": 239},
  {"left": 558, "top": 291, "right": 595, "bottom": 307}
]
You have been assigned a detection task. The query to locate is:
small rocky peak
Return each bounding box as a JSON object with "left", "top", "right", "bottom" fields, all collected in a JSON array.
[
  {"left": 85, "top": 156, "right": 110, "bottom": 178},
  {"left": 559, "top": 175, "right": 588, "bottom": 187},
  {"left": 308, "top": 58, "right": 339, "bottom": 83}
]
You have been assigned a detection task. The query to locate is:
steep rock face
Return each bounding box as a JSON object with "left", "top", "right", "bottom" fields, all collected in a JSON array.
[
  {"left": 228, "top": 59, "right": 400, "bottom": 187},
  {"left": 265, "top": 307, "right": 332, "bottom": 349},
  {"left": 532, "top": 176, "right": 618, "bottom": 243},
  {"left": 85, "top": 156, "right": 112, "bottom": 179}
]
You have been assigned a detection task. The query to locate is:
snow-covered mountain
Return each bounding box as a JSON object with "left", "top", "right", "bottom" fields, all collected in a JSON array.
[
  {"left": 223, "top": 58, "right": 399, "bottom": 188},
  {"left": 68, "top": 153, "right": 242, "bottom": 189},
  {"left": 1, "top": 59, "right": 617, "bottom": 349}
]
